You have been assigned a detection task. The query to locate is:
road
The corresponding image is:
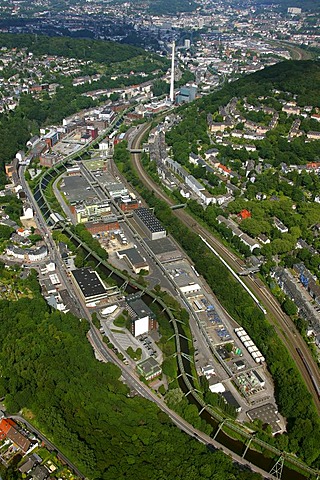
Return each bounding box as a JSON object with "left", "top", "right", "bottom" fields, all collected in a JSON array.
[
  {"left": 20, "top": 152, "right": 277, "bottom": 479},
  {"left": 52, "top": 176, "right": 75, "bottom": 224},
  {"left": 9, "top": 415, "right": 85, "bottom": 478},
  {"left": 19, "top": 165, "right": 56, "bottom": 255},
  {"left": 130, "top": 123, "right": 320, "bottom": 413},
  {"left": 17, "top": 122, "right": 316, "bottom": 479},
  {"left": 267, "top": 40, "right": 313, "bottom": 61},
  {"left": 19, "top": 166, "right": 86, "bottom": 317},
  {"left": 88, "top": 325, "right": 277, "bottom": 480}
]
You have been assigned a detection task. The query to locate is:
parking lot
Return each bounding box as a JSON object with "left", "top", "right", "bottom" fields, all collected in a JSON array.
[{"left": 99, "top": 309, "right": 163, "bottom": 365}]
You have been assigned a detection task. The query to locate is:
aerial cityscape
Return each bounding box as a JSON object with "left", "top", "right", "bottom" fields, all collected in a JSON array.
[{"left": 0, "top": 0, "right": 319, "bottom": 479}]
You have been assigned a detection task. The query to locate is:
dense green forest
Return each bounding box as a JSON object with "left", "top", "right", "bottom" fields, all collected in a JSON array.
[
  {"left": 0, "top": 294, "right": 261, "bottom": 480},
  {"left": 114, "top": 141, "right": 320, "bottom": 468},
  {"left": 201, "top": 60, "right": 320, "bottom": 112},
  {"left": 147, "top": 0, "right": 197, "bottom": 15},
  {"left": 111, "top": 0, "right": 198, "bottom": 14},
  {"left": 0, "top": 33, "right": 152, "bottom": 65}
]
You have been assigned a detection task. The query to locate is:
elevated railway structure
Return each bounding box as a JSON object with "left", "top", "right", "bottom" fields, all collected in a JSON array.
[
  {"left": 129, "top": 122, "right": 320, "bottom": 414},
  {"left": 26, "top": 120, "right": 320, "bottom": 480}
]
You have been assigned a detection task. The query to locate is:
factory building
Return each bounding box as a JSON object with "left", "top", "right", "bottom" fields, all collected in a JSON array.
[
  {"left": 72, "top": 268, "right": 111, "bottom": 305},
  {"left": 117, "top": 247, "right": 149, "bottom": 274},
  {"left": 136, "top": 357, "right": 162, "bottom": 381},
  {"left": 75, "top": 200, "right": 111, "bottom": 223},
  {"left": 133, "top": 208, "right": 166, "bottom": 241},
  {"left": 126, "top": 293, "right": 157, "bottom": 337},
  {"left": 85, "top": 218, "right": 120, "bottom": 235},
  {"left": 176, "top": 85, "right": 197, "bottom": 104}
]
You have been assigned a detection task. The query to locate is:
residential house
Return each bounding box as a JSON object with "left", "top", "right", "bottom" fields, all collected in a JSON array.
[
  {"left": 217, "top": 215, "right": 260, "bottom": 252},
  {"left": 274, "top": 217, "right": 288, "bottom": 233}
]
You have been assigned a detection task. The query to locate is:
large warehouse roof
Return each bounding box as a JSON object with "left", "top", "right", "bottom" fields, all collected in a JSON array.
[{"left": 72, "top": 268, "right": 106, "bottom": 299}]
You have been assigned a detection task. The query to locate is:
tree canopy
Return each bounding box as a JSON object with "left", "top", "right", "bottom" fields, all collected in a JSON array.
[
  {"left": 0, "top": 296, "right": 261, "bottom": 479},
  {"left": 0, "top": 33, "right": 150, "bottom": 65}
]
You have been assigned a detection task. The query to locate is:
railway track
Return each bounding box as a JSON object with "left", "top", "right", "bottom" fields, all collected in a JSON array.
[{"left": 129, "top": 123, "right": 320, "bottom": 413}]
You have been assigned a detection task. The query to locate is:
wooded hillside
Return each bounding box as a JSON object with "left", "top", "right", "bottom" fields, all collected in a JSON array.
[{"left": 0, "top": 296, "right": 261, "bottom": 479}]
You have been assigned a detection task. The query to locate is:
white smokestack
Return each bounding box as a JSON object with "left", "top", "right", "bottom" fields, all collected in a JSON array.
[{"left": 170, "top": 41, "right": 175, "bottom": 103}]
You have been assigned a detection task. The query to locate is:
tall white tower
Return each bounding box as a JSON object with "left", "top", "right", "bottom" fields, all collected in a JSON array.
[{"left": 170, "top": 41, "right": 175, "bottom": 103}]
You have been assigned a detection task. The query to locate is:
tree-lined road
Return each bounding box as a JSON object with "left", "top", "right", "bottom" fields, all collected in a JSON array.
[
  {"left": 18, "top": 118, "right": 317, "bottom": 479},
  {"left": 10, "top": 415, "right": 85, "bottom": 478},
  {"left": 87, "top": 326, "right": 277, "bottom": 480}
]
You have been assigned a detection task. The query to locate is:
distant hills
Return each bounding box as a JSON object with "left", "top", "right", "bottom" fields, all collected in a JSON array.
[
  {"left": 147, "top": 0, "right": 198, "bottom": 15},
  {"left": 253, "top": 0, "right": 320, "bottom": 12},
  {"left": 110, "top": 0, "right": 198, "bottom": 15},
  {"left": 0, "top": 33, "right": 166, "bottom": 66}
]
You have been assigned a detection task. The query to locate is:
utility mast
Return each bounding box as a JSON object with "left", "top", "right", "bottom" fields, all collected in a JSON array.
[{"left": 170, "top": 41, "right": 175, "bottom": 103}]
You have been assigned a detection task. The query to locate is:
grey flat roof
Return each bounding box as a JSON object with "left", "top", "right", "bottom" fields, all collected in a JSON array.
[
  {"left": 63, "top": 175, "right": 88, "bottom": 190},
  {"left": 137, "top": 356, "right": 161, "bottom": 375},
  {"left": 221, "top": 391, "right": 241, "bottom": 409},
  {"left": 106, "top": 182, "right": 127, "bottom": 193},
  {"left": 72, "top": 268, "right": 106, "bottom": 298},
  {"left": 247, "top": 404, "right": 281, "bottom": 434},
  {"left": 63, "top": 175, "right": 98, "bottom": 203},
  {"left": 144, "top": 237, "right": 178, "bottom": 255},
  {"left": 42, "top": 278, "right": 56, "bottom": 291},
  {"left": 118, "top": 247, "right": 146, "bottom": 266}
]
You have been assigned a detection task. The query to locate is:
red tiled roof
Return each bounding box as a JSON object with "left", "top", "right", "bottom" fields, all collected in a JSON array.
[
  {"left": 0, "top": 418, "right": 16, "bottom": 438},
  {"left": 239, "top": 209, "right": 251, "bottom": 219},
  {"left": 306, "top": 162, "right": 320, "bottom": 168},
  {"left": 218, "top": 163, "right": 231, "bottom": 173}
]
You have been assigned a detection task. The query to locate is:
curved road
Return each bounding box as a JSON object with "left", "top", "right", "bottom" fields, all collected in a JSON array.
[
  {"left": 88, "top": 326, "right": 277, "bottom": 480},
  {"left": 129, "top": 123, "right": 320, "bottom": 413},
  {"left": 18, "top": 122, "right": 316, "bottom": 478},
  {"left": 18, "top": 159, "right": 272, "bottom": 478}
]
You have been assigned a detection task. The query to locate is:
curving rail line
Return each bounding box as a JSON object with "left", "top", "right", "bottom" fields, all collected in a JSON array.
[
  {"left": 129, "top": 122, "right": 320, "bottom": 414},
  {"left": 29, "top": 120, "right": 320, "bottom": 479}
]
